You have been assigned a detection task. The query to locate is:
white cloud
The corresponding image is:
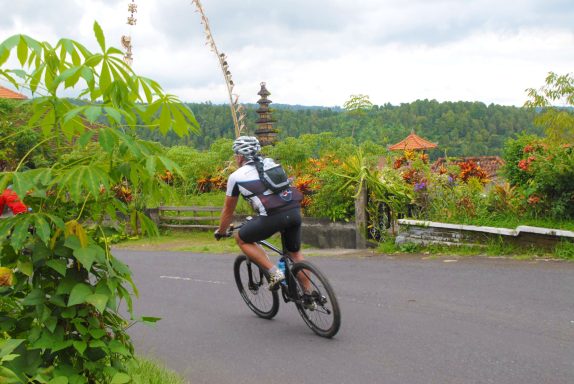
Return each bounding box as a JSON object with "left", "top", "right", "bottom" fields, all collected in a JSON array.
[{"left": 1, "top": 0, "right": 572, "bottom": 107}]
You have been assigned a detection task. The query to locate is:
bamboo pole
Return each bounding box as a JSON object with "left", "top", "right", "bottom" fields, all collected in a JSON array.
[{"left": 191, "top": 0, "right": 246, "bottom": 137}]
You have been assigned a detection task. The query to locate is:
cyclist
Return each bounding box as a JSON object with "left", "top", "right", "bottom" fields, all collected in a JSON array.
[
  {"left": 215, "top": 136, "right": 304, "bottom": 290},
  {"left": 0, "top": 185, "right": 28, "bottom": 218}
]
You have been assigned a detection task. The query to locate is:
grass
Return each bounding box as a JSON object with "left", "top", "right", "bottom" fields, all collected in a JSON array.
[
  {"left": 114, "top": 229, "right": 296, "bottom": 253},
  {"left": 127, "top": 357, "right": 188, "bottom": 384},
  {"left": 376, "top": 236, "right": 568, "bottom": 260}
]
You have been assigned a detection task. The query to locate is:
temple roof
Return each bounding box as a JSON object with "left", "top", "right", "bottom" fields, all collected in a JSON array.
[
  {"left": 432, "top": 156, "right": 505, "bottom": 178},
  {"left": 388, "top": 132, "right": 437, "bottom": 151},
  {"left": 0, "top": 86, "right": 27, "bottom": 100}
]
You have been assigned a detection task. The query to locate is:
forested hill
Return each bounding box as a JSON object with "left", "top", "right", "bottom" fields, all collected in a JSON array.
[{"left": 137, "top": 99, "right": 543, "bottom": 157}]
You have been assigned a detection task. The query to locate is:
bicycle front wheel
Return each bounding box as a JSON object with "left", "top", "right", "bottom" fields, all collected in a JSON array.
[
  {"left": 291, "top": 260, "right": 341, "bottom": 338},
  {"left": 234, "top": 255, "right": 279, "bottom": 319}
]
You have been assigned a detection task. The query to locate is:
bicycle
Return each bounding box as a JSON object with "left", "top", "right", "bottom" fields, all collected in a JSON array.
[{"left": 224, "top": 218, "right": 341, "bottom": 338}]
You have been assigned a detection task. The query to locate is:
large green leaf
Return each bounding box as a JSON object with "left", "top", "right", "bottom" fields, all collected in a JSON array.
[
  {"left": 22, "top": 288, "right": 45, "bottom": 306},
  {"left": 85, "top": 106, "right": 102, "bottom": 123},
  {"left": 16, "top": 35, "right": 28, "bottom": 65},
  {"left": 32, "top": 214, "right": 52, "bottom": 244},
  {"left": 0, "top": 367, "right": 21, "bottom": 384},
  {"left": 57, "top": 165, "right": 110, "bottom": 202},
  {"left": 0, "top": 339, "right": 24, "bottom": 359},
  {"left": 137, "top": 211, "right": 159, "bottom": 237},
  {"left": 46, "top": 260, "right": 67, "bottom": 277},
  {"left": 72, "top": 341, "right": 87, "bottom": 355},
  {"left": 100, "top": 61, "right": 112, "bottom": 92},
  {"left": 67, "top": 283, "right": 92, "bottom": 307},
  {"left": 110, "top": 372, "right": 131, "bottom": 384},
  {"left": 93, "top": 21, "right": 106, "bottom": 52},
  {"left": 104, "top": 106, "right": 123, "bottom": 125},
  {"left": 12, "top": 171, "right": 34, "bottom": 200},
  {"left": 10, "top": 214, "right": 32, "bottom": 251},
  {"left": 85, "top": 293, "right": 108, "bottom": 313},
  {"left": 73, "top": 246, "right": 97, "bottom": 271},
  {"left": 17, "top": 260, "right": 33, "bottom": 277},
  {"left": 99, "top": 127, "right": 118, "bottom": 153}
]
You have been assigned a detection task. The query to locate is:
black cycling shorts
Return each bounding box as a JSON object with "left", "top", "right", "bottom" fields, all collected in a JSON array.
[{"left": 238, "top": 207, "right": 302, "bottom": 252}]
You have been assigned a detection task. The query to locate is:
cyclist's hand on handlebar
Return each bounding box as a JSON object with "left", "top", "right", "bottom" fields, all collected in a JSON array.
[{"left": 214, "top": 225, "right": 234, "bottom": 241}]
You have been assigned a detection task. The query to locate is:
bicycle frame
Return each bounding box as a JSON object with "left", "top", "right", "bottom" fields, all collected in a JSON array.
[{"left": 253, "top": 237, "right": 302, "bottom": 304}]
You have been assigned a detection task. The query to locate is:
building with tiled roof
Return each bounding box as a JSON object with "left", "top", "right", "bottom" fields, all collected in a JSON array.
[
  {"left": 388, "top": 131, "right": 437, "bottom": 151},
  {"left": 432, "top": 156, "right": 505, "bottom": 180},
  {"left": 0, "top": 86, "right": 27, "bottom": 100}
]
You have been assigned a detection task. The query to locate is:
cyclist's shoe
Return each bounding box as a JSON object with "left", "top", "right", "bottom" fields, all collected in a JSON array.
[
  {"left": 267, "top": 270, "right": 285, "bottom": 291},
  {"left": 302, "top": 292, "right": 318, "bottom": 311}
]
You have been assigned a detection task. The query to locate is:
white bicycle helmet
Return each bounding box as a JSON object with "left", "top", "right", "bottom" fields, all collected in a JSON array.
[{"left": 232, "top": 136, "right": 261, "bottom": 158}]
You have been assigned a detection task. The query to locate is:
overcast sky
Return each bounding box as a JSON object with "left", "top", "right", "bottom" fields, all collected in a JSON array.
[{"left": 1, "top": 0, "right": 573, "bottom": 107}]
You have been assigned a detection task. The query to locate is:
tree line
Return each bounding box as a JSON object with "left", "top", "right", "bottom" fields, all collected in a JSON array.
[{"left": 136, "top": 99, "right": 543, "bottom": 157}]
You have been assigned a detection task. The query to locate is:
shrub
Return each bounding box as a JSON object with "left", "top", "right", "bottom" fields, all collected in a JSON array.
[{"left": 0, "top": 23, "right": 195, "bottom": 382}]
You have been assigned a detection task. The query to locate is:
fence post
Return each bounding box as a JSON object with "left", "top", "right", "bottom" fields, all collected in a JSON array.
[
  {"left": 145, "top": 207, "right": 160, "bottom": 225},
  {"left": 355, "top": 180, "right": 367, "bottom": 249}
]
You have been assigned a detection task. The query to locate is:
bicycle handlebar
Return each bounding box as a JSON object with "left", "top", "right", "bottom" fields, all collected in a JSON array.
[{"left": 214, "top": 216, "right": 253, "bottom": 240}]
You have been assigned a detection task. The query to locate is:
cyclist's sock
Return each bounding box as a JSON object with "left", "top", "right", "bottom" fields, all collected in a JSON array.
[{"left": 268, "top": 265, "right": 279, "bottom": 274}]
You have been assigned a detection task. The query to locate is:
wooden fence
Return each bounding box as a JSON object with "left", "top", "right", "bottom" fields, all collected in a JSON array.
[{"left": 157, "top": 205, "right": 220, "bottom": 230}]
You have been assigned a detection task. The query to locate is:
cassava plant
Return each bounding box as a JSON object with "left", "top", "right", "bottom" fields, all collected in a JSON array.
[{"left": 0, "top": 22, "right": 198, "bottom": 383}]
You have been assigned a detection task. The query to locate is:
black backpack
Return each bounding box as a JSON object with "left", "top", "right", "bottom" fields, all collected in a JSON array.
[{"left": 253, "top": 157, "right": 290, "bottom": 193}]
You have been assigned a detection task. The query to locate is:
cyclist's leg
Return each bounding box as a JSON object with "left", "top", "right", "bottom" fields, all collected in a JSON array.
[
  {"left": 236, "top": 215, "right": 280, "bottom": 270},
  {"left": 281, "top": 209, "right": 312, "bottom": 292},
  {"left": 235, "top": 232, "right": 273, "bottom": 270}
]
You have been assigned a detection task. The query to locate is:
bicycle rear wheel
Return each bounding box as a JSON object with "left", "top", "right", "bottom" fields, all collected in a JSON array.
[
  {"left": 291, "top": 260, "right": 341, "bottom": 338},
  {"left": 234, "top": 254, "right": 279, "bottom": 319}
]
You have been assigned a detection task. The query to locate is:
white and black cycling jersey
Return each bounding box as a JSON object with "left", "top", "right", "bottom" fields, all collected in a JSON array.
[{"left": 226, "top": 162, "right": 301, "bottom": 216}]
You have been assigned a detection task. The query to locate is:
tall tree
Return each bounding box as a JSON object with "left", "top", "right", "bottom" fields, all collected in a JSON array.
[
  {"left": 525, "top": 72, "right": 574, "bottom": 143},
  {"left": 343, "top": 94, "right": 373, "bottom": 139}
]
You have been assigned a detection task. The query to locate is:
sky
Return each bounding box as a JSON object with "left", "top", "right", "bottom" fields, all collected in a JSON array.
[{"left": 1, "top": 0, "right": 573, "bottom": 107}]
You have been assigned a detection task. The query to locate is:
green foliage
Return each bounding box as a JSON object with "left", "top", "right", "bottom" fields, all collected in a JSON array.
[
  {"left": 502, "top": 135, "right": 574, "bottom": 219},
  {"left": 525, "top": 72, "right": 574, "bottom": 143},
  {"left": 167, "top": 139, "right": 232, "bottom": 184},
  {"left": 265, "top": 132, "right": 356, "bottom": 166},
  {"left": 306, "top": 162, "right": 355, "bottom": 222},
  {"left": 136, "top": 100, "right": 540, "bottom": 158},
  {"left": 502, "top": 134, "right": 543, "bottom": 185},
  {"left": 126, "top": 357, "right": 187, "bottom": 384},
  {"left": 554, "top": 241, "right": 574, "bottom": 260},
  {"left": 0, "top": 99, "right": 52, "bottom": 171},
  {"left": 336, "top": 150, "right": 413, "bottom": 225},
  {"left": 0, "top": 23, "right": 197, "bottom": 382}
]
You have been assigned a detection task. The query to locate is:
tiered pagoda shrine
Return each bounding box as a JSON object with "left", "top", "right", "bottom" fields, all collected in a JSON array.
[{"left": 254, "top": 82, "right": 278, "bottom": 146}]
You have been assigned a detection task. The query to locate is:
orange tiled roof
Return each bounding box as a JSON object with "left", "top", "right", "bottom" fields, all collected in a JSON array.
[
  {"left": 432, "top": 156, "right": 505, "bottom": 178},
  {"left": 0, "top": 86, "right": 27, "bottom": 100},
  {"left": 389, "top": 132, "right": 437, "bottom": 151}
]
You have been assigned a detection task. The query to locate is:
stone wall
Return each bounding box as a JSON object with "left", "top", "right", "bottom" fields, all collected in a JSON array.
[{"left": 396, "top": 219, "right": 574, "bottom": 249}]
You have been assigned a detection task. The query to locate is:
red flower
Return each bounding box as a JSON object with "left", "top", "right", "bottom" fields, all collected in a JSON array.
[{"left": 527, "top": 195, "right": 541, "bottom": 205}]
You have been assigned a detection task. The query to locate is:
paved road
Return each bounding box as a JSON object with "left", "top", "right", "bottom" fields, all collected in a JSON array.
[{"left": 117, "top": 250, "right": 574, "bottom": 384}]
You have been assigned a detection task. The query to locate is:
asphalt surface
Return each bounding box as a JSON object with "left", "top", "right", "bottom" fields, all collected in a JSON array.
[{"left": 117, "top": 250, "right": 574, "bottom": 384}]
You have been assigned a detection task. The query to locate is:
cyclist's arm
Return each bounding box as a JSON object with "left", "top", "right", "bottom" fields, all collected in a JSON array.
[{"left": 217, "top": 195, "right": 238, "bottom": 233}]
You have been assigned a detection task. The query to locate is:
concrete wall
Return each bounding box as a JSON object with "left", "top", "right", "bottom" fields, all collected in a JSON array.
[
  {"left": 302, "top": 218, "right": 357, "bottom": 249},
  {"left": 396, "top": 219, "right": 574, "bottom": 249}
]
